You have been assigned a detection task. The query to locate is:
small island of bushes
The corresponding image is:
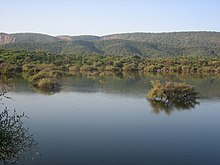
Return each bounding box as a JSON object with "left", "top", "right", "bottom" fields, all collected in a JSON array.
[{"left": 147, "top": 80, "right": 199, "bottom": 113}]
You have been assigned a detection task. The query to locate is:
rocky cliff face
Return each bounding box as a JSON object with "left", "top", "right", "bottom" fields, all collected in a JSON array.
[{"left": 0, "top": 34, "right": 16, "bottom": 45}]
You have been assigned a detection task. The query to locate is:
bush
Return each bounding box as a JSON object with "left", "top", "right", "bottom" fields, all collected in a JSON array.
[
  {"left": 0, "top": 62, "right": 21, "bottom": 75},
  {"left": 122, "top": 63, "right": 138, "bottom": 71},
  {"left": 147, "top": 80, "right": 198, "bottom": 103},
  {"left": 37, "top": 78, "right": 59, "bottom": 89},
  {"left": 80, "top": 65, "right": 97, "bottom": 71},
  {"left": 69, "top": 66, "right": 79, "bottom": 72},
  {"left": 0, "top": 92, "right": 37, "bottom": 164},
  {"left": 105, "top": 65, "right": 121, "bottom": 71}
]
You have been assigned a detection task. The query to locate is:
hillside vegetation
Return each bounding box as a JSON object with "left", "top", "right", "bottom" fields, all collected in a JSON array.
[
  {"left": 102, "top": 32, "right": 220, "bottom": 47},
  {"left": 0, "top": 32, "right": 220, "bottom": 57}
]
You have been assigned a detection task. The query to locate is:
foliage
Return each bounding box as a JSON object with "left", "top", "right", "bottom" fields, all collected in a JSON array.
[
  {"left": 13, "top": 33, "right": 60, "bottom": 43},
  {"left": 21, "top": 64, "right": 62, "bottom": 88},
  {"left": 0, "top": 62, "right": 21, "bottom": 75},
  {"left": 1, "top": 32, "right": 220, "bottom": 57},
  {"left": 0, "top": 49, "right": 219, "bottom": 90},
  {"left": 37, "top": 78, "right": 59, "bottom": 89},
  {"left": 147, "top": 81, "right": 199, "bottom": 114},
  {"left": 0, "top": 92, "right": 38, "bottom": 164},
  {"left": 101, "top": 32, "right": 220, "bottom": 47},
  {"left": 147, "top": 80, "right": 199, "bottom": 103}
]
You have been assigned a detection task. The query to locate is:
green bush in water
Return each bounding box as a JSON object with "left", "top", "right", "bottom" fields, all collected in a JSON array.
[
  {"left": 147, "top": 80, "right": 198, "bottom": 103},
  {"left": 37, "top": 78, "right": 59, "bottom": 89}
]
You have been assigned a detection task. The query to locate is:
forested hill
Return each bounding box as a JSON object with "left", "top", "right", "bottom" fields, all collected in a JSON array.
[
  {"left": 56, "top": 35, "right": 101, "bottom": 41},
  {"left": 0, "top": 33, "right": 60, "bottom": 44},
  {"left": 1, "top": 32, "right": 220, "bottom": 45},
  {"left": 0, "top": 32, "right": 220, "bottom": 57},
  {"left": 101, "top": 32, "right": 220, "bottom": 47}
]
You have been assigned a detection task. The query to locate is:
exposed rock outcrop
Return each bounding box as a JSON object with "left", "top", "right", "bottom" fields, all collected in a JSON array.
[{"left": 0, "top": 33, "right": 16, "bottom": 45}]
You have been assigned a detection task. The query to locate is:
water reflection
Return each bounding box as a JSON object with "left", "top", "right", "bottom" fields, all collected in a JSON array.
[
  {"left": 0, "top": 73, "right": 220, "bottom": 165},
  {"left": 148, "top": 99, "right": 200, "bottom": 115},
  {"left": 1, "top": 72, "right": 220, "bottom": 99},
  {"left": 31, "top": 85, "right": 61, "bottom": 95},
  {"left": 146, "top": 80, "right": 200, "bottom": 115},
  {"left": 0, "top": 92, "right": 38, "bottom": 165}
]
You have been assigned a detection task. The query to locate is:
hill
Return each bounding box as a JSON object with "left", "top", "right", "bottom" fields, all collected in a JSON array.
[
  {"left": 56, "top": 35, "right": 100, "bottom": 41},
  {"left": 0, "top": 32, "right": 220, "bottom": 57},
  {"left": 101, "top": 32, "right": 220, "bottom": 47},
  {"left": 0, "top": 33, "right": 60, "bottom": 45}
]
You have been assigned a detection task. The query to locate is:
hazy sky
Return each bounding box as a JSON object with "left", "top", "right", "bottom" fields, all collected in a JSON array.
[{"left": 1, "top": 0, "right": 220, "bottom": 36}]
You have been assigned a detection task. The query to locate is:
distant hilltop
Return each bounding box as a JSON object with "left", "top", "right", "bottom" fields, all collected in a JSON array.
[
  {"left": 1, "top": 31, "right": 220, "bottom": 45},
  {"left": 1, "top": 31, "right": 220, "bottom": 57}
]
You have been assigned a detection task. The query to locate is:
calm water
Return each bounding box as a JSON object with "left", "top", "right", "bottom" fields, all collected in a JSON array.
[{"left": 1, "top": 73, "right": 220, "bottom": 165}]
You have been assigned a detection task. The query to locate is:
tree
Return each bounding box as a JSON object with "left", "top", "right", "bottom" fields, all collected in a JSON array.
[
  {"left": 0, "top": 92, "right": 38, "bottom": 165},
  {"left": 147, "top": 81, "right": 199, "bottom": 114},
  {"left": 147, "top": 80, "right": 198, "bottom": 103}
]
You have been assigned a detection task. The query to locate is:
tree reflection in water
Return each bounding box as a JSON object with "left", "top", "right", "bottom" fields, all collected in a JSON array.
[
  {"left": 148, "top": 98, "right": 200, "bottom": 115},
  {"left": 147, "top": 81, "right": 200, "bottom": 115},
  {"left": 0, "top": 92, "right": 38, "bottom": 165},
  {"left": 31, "top": 86, "right": 61, "bottom": 95}
]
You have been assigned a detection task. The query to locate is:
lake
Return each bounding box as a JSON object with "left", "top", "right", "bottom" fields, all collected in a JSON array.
[{"left": 1, "top": 73, "right": 220, "bottom": 165}]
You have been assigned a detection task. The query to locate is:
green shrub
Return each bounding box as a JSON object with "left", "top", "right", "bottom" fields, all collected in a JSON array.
[
  {"left": 105, "top": 65, "right": 121, "bottom": 71},
  {"left": 147, "top": 80, "right": 198, "bottom": 103},
  {"left": 37, "top": 78, "right": 59, "bottom": 89},
  {"left": 69, "top": 66, "right": 79, "bottom": 72}
]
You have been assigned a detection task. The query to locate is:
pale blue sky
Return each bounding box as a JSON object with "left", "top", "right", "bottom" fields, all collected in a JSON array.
[{"left": 1, "top": 0, "right": 220, "bottom": 36}]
